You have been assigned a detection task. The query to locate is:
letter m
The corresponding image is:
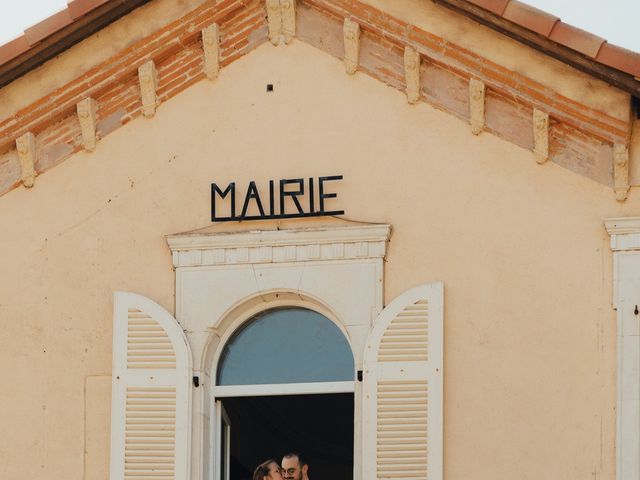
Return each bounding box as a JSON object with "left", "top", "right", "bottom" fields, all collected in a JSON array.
[{"left": 211, "top": 182, "right": 236, "bottom": 221}]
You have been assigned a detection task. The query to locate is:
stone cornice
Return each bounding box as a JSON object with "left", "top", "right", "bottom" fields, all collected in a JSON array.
[
  {"left": 605, "top": 217, "right": 640, "bottom": 236},
  {"left": 166, "top": 223, "right": 392, "bottom": 267},
  {"left": 604, "top": 217, "right": 640, "bottom": 251}
]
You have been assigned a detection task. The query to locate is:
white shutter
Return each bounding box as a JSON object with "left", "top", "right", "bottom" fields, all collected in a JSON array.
[
  {"left": 110, "top": 292, "right": 192, "bottom": 480},
  {"left": 363, "top": 282, "right": 443, "bottom": 480}
]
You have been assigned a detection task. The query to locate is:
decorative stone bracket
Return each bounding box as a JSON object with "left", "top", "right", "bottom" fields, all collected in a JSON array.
[
  {"left": 343, "top": 18, "right": 360, "bottom": 75},
  {"left": 138, "top": 60, "right": 159, "bottom": 118},
  {"left": 202, "top": 24, "right": 220, "bottom": 80},
  {"left": 614, "top": 143, "right": 629, "bottom": 202},
  {"left": 266, "top": 0, "right": 296, "bottom": 46},
  {"left": 77, "top": 97, "right": 98, "bottom": 151},
  {"left": 404, "top": 47, "right": 421, "bottom": 104},
  {"left": 533, "top": 108, "right": 549, "bottom": 164},
  {"left": 16, "top": 132, "right": 36, "bottom": 188},
  {"left": 469, "top": 78, "right": 485, "bottom": 135}
]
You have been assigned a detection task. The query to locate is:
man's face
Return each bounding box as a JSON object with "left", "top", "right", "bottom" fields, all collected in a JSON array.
[{"left": 281, "top": 456, "right": 306, "bottom": 480}]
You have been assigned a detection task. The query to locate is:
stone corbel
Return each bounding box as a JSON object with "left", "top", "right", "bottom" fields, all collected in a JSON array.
[
  {"left": 614, "top": 143, "right": 629, "bottom": 202},
  {"left": 533, "top": 108, "right": 549, "bottom": 164},
  {"left": 469, "top": 78, "right": 485, "bottom": 135},
  {"left": 16, "top": 132, "right": 36, "bottom": 188},
  {"left": 280, "top": 0, "right": 296, "bottom": 44},
  {"left": 404, "top": 47, "right": 421, "bottom": 104},
  {"left": 138, "top": 60, "right": 158, "bottom": 118},
  {"left": 266, "top": 0, "right": 282, "bottom": 45},
  {"left": 202, "top": 24, "right": 220, "bottom": 80},
  {"left": 266, "top": 0, "right": 296, "bottom": 46},
  {"left": 343, "top": 18, "right": 360, "bottom": 75},
  {"left": 77, "top": 97, "right": 98, "bottom": 151}
]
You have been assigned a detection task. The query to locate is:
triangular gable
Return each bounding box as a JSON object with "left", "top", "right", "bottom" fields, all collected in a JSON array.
[{"left": 0, "top": 0, "right": 636, "bottom": 200}]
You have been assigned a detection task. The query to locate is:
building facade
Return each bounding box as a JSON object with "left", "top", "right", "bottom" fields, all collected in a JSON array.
[{"left": 1, "top": 0, "right": 640, "bottom": 479}]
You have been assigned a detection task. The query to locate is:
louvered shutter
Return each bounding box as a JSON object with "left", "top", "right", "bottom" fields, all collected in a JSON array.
[
  {"left": 110, "top": 292, "right": 192, "bottom": 480},
  {"left": 363, "top": 282, "right": 443, "bottom": 480}
]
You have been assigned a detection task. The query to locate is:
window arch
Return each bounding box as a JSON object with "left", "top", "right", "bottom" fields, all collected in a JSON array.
[{"left": 216, "top": 307, "right": 355, "bottom": 386}]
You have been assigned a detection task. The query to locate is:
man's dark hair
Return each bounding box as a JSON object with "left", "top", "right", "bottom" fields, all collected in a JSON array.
[{"left": 283, "top": 451, "right": 308, "bottom": 468}]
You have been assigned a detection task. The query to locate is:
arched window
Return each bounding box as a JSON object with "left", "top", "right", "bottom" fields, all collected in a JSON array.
[{"left": 216, "top": 307, "right": 354, "bottom": 386}]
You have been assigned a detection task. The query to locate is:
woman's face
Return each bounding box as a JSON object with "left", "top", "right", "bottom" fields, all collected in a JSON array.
[{"left": 266, "top": 462, "right": 284, "bottom": 480}]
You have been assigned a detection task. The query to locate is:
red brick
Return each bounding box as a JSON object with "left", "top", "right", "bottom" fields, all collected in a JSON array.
[
  {"left": 549, "top": 122, "right": 612, "bottom": 186},
  {"left": 485, "top": 89, "right": 534, "bottom": 149}
]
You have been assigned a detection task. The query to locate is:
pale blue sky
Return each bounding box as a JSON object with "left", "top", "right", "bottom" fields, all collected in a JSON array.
[{"left": 1, "top": 0, "right": 639, "bottom": 52}]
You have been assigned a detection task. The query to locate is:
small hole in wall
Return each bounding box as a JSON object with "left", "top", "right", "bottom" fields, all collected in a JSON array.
[{"left": 266, "top": 84, "right": 274, "bottom": 92}]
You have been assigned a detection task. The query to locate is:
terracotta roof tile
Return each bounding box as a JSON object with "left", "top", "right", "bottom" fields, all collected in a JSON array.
[
  {"left": 597, "top": 42, "right": 640, "bottom": 78},
  {"left": 466, "top": 0, "right": 509, "bottom": 16},
  {"left": 502, "top": 1, "right": 558, "bottom": 36},
  {"left": 456, "top": 0, "right": 639, "bottom": 80},
  {"left": 68, "top": 0, "right": 110, "bottom": 20},
  {"left": 0, "top": 36, "right": 30, "bottom": 65},
  {"left": 0, "top": 0, "right": 111, "bottom": 68},
  {"left": 24, "top": 9, "right": 73, "bottom": 46},
  {"left": 548, "top": 21, "right": 605, "bottom": 58}
]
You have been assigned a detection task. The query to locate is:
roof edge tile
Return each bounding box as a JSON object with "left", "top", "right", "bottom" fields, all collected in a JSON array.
[
  {"left": 502, "top": 1, "right": 558, "bottom": 37},
  {"left": 24, "top": 9, "right": 73, "bottom": 46}
]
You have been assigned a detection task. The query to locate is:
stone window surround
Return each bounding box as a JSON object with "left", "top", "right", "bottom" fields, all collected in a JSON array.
[
  {"left": 166, "top": 221, "right": 391, "bottom": 480},
  {"left": 605, "top": 217, "right": 640, "bottom": 480}
]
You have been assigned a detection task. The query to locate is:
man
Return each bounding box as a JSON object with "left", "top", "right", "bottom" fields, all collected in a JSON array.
[{"left": 281, "top": 452, "right": 309, "bottom": 480}]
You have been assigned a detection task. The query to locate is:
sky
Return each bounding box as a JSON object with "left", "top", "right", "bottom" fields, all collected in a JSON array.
[{"left": 0, "top": 0, "right": 639, "bottom": 52}]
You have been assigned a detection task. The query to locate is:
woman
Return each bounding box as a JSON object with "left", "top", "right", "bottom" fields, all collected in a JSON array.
[{"left": 252, "top": 459, "right": 284, "bottom": 480}]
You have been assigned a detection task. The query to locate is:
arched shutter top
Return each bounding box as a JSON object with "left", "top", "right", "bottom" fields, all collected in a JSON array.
[
  {"left": 363, "top": 282, "right": 443, "bottom": 480},
  {"left": 365, "top": 282, "right": 442, "bottom": 366},
  {"left": 110, "top": 292, "right": 192, "bottom": 480}
]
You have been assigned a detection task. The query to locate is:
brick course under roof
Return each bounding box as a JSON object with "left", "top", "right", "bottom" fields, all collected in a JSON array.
[{"left": 0, "top": 0, "right": 638, "bottom": 81}]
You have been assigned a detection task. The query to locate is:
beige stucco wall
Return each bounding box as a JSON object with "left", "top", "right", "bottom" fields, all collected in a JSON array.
[{"left": 1, "top": 39, "right": 637, "bottom": 479}]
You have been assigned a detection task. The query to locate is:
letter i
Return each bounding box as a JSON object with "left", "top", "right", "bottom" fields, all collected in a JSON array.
[
  {"left": 309, "top": 177, "right": 315, "bottom": 213},
  {"left": 269, "top": 180, "right": 275, "bottom": 216}
]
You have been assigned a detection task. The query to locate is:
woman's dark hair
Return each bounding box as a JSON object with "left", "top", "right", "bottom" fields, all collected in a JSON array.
[{"left": 252, "top": 459, "right": 278, "bottom": 480}]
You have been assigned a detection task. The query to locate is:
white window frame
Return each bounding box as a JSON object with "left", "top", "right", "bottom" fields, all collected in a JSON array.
[
  {"left": 605, "top": 217, "right": 640, "bottom": 480},
  {"left": 213, "top": 381, "right": 355, "bottom": 397},
  {"left": 214, "top": 400, "right": 231, "bottom": 480},
  {"left": 166, "top": 221, "right": 391, "bottom": 480}
]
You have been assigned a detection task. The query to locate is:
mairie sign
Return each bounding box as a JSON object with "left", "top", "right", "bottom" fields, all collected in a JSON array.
[{"left": 211, "top": 175, "right": 344, "bottom": 222}]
